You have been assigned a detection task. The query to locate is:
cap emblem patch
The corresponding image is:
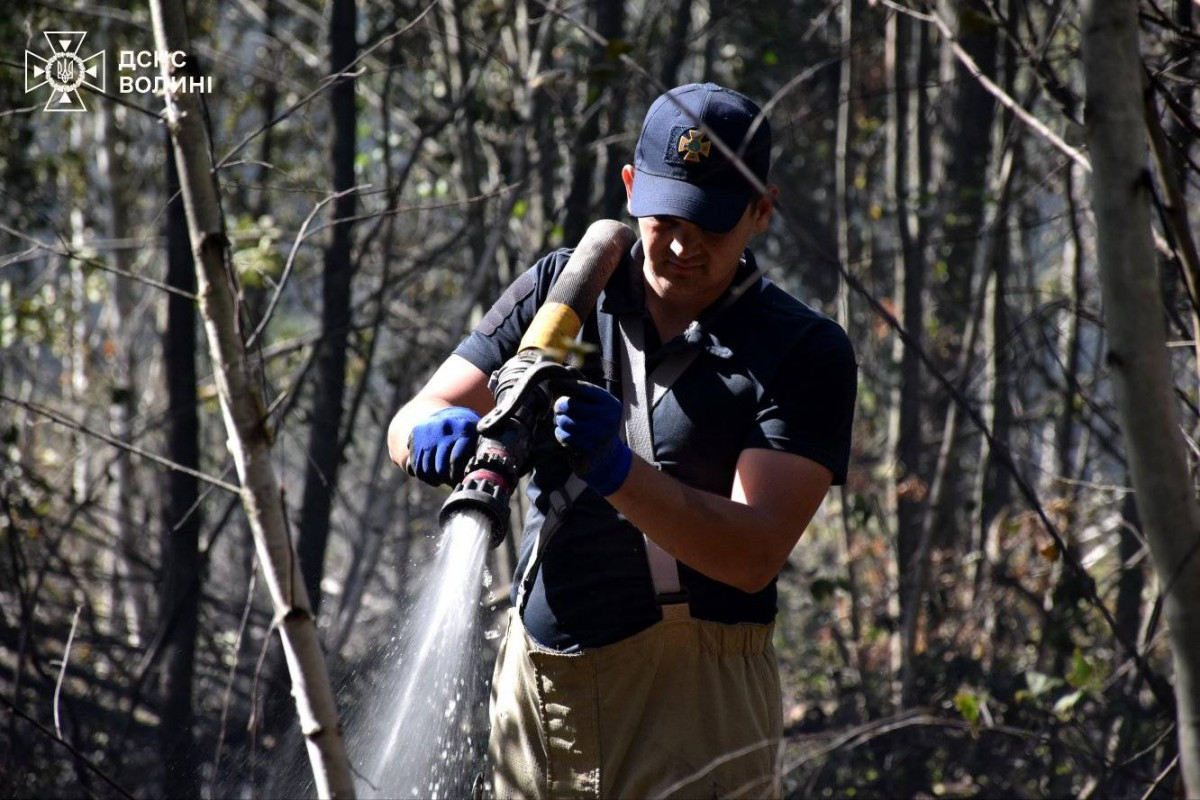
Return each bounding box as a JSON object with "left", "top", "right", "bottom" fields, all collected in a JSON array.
[{"left": 677, "top": 129, "right": 711, "bottom": 163}]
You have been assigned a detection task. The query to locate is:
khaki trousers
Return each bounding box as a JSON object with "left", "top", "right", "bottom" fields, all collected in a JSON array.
[{"left": 488, "top": 606, "right": 783, "bottom": 799}]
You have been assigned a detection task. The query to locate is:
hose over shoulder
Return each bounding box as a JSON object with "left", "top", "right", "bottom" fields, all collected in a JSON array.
[{"left": 518, "top": 220, "right": 636, "bottom": 355}]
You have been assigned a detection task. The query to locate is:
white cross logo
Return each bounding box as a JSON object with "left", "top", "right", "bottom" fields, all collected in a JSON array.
[{"left": 25, "top": 31, "right": 105, "bottom": 113}]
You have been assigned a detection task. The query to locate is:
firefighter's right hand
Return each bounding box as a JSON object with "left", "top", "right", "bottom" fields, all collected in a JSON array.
[{"left": 406, "top": 406, "right": 480, "bottom": 486}]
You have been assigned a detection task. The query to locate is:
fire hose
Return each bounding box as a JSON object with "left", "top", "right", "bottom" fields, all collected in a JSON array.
[{"left": 409, "top": 220, "right": 637, "bottom": 547}]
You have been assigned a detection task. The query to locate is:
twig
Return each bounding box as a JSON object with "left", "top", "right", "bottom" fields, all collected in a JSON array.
[
  {"left": 0, "top": 392, "right": 241, "bottom": 494},
  {"left": 532, "top": 0, "right": 770, "bottom": 198},
  {"left": 1117, "top": 722, "right": 1176, "bottom": 768},
  {"left": 246, "top": 184, "right": 370, "bottom": 349},
  {"left": 781, "top": 712, "right": 1048, "bottom": 779},
  {"left": 246, "top": 612, "right": 279, "bottom": 791},
  {"left": 53, "top": 605, "right": 83, "bottom": 740},
  {"left": 0, "top": 221, "right": 198, "bottom": 301},
  {"left": 79, "top": 83, "right": 161, "bottom": 119},
  {"left": 214, "top": 566, "right": 258, "bottom": 775},
  {"left": 303, "top": 181, "right": 523, "bottom": 237},
  {"left": 651, "top": 737, "right": 779, "bottom": 799},
  {"left": 1140, "top": 753, "right": 1179, "bottom": 800},
  {"left": 880, "top": 0, "right": 1092, "bottom": 172},
  {"left": 0, "top": 694, "right": 136, "bottom": 800},
  {"left": 213, "top": 0, "right": 438, "bottom": 171}
]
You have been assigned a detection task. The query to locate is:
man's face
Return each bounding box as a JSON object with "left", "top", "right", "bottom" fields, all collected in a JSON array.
[
  {"left": 633, "top": 197, "right": 775, "bottom": 309},
  {"left": 622, "top": 165, "right": 776, "bottom": 310}
]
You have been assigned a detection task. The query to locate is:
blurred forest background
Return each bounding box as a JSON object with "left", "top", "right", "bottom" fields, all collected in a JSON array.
[{"left": 1, "top": 0, "right": 1198, "bottom": 797}]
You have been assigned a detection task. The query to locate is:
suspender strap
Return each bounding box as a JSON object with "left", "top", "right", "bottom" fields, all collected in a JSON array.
[
  {"left": 515, "top": 252, "right": 765, "bottom": 616},
  {"left": 617, "top": 315, "right": 688, "bottom": 604},
  {"left": 617, "top": 259, "right": 765, "bottom": 607}
]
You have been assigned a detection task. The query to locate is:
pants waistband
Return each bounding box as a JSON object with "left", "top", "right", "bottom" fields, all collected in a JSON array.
[{"left": 518, "top": 609, "right": 775, "bottom": 662}]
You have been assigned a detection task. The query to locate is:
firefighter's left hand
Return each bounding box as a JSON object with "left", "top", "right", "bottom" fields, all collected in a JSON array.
[{"left": 553, "top": 382, "right": 632, "bottom": 496}]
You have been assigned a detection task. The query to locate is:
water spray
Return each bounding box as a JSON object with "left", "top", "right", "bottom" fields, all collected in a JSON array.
[
  {"left": 363, "top": 354, "right": 597, "bottom": 794},
  {"left": 426, "top": 219, "right": 637, "bottom": 546},
  {"left": 361, "top": 221, "right": 636, "bottom": 797}
]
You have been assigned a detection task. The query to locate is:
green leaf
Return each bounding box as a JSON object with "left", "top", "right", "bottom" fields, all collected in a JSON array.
[
  {"left": 954, "top": 688, "right": 981, "bottom": 727},
  {"left": 1066, "top": 649, "right": 1094, "bottom": 690},
  {"left": 763, "top": 51, "right": 778, "bottom": 66},
  {"left": 512, "top": 199, "right": 529, "bottom": 219}
]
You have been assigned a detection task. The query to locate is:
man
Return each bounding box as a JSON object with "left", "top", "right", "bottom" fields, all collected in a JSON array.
[{"left": 388, "top": 82, "right": 856, "bottom": 798}]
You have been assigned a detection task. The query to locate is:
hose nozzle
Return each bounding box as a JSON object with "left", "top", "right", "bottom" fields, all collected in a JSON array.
[
  {"left": 428, "top": 220, "right": 636, "bottom": 549},
  {"left": 439, "top": 468, "right": 511, "bottom": 549}
]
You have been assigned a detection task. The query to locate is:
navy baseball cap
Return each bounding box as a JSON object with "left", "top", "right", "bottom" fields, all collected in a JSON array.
[{"left": 628, "top": 83, "right": 772, "bottom": 234}]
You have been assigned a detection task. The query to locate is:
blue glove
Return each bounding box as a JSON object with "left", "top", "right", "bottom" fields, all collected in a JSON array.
[
  {"left": 553, "top": 383, "right": 632, "bottom": 496},
  {"left": 408, "top": 406, "right": 480, "bottom": 486}
]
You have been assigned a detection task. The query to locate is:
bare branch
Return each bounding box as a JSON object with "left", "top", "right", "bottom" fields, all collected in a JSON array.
[
  {"left": 246, "top": 184, "right": 371, "bottom": 349},
  {"left": 881, "top": 0, "right": 1093, "bottom": 172},
  {"left": 0, "top": 222, "right": 198, "bottom": 301},
  {"left": 1141, "top": 754, "right": 1180, "bottom": 800},
  {"left": 0, "top": 393, "right": 241, "bottom": 494},
  {"left": 52, "top": 605, "right": 82, "bottom": 741},
  {"left": 213, "top": 0, "right": 439, "bottom": 172},
  {"left": 0, "top": 694, "right": 136, "bottom": 800}
]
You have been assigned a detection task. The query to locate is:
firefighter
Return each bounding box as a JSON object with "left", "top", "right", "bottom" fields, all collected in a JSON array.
[{"left": 389, "top": 82, "right": 857, "bottom": 799}]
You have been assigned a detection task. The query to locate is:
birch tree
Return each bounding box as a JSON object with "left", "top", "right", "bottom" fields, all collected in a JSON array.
[
  {"left": 1081, "top": 0, "right": 1200, "bottom": 792},
  {"left": 147, "top": 0, "right": 354, "bottom": 794}
]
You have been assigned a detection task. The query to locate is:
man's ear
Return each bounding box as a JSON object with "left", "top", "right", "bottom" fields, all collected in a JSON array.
[
  {"left": 751, "top": 185, "right": 779, "bottom": 234},
  {"left": 621, "top": 165, "right": 635, "bottom": 212}
]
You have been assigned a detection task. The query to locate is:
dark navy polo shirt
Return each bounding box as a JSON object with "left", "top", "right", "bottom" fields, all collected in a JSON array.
[{"left": 453, "top": 243, "right": 857, "bottom": 652}]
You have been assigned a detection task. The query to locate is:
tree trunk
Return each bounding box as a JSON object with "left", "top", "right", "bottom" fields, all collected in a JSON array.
[
  {"left": 932, "top": 0, "right": 998, "bottom": 325},
  {"left": 1114, "top": 485, "right": 1145, "bottom": 651},
  {"left": 509, "top": 0, "right": 560, "bottom": 254},
  {"left": 834, "top": 0, "right": 856, "bottom": 326},
  {"left": 95, "top": 97, "right": 147, "bottom": 648},
  {"left": 253, "top": 0, "right": 281, "bottom": 220},
  {"left": 66, "top": 122, "right": 90, "bottom": 507},
  {"left": 888, "top": 9, "right": 927, "bottom": 708},
  {"left": 563, "top": 0, "right": 624, "bottom": 246},
  {"left": 1038, "top": 162, "right": 1090, "bottom": 678},
  {"left": 297, "top": 0, "right": 359, "bottom": 619},
  {"left": 1053, "top": 163, "right": 1086, "bottom": 504},
  {"left": 919, "top": 0, "right": 1000, "bottom": 558},
  {"left": 440, "top": 0, "right": 486, "bottom": 264},
  {"left": 147, "top": 0, "right": 355, "bottom": 794},
  {"left": 157, "top": 134, "right": 202, "bottom": 797},
  {"left": 701, "top": 0, "right": 724, "bottom": 78},
  {"left": 331, "top": 380, "right": 407, "bottom": 653},
  {"left": 1081, "top": 1, "right": 1200, "bottom": 792},
  {"left": 599, "top": 1, "right": 629, "bottom": 223},
  {"left": 659, "top": 0, "right": 693, "bottom": 88},
  {"left": 973, "top": 2, "right": 1015, "bottom": 593},
  {"left": 975, "top": 240, "right": 1013, "bottom": 563},
  {"left": 1098, "top": 481, "right": 1148, "bottom": 800}
]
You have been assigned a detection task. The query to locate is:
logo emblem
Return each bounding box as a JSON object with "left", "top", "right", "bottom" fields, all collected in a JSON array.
[
  {"left": 677, "top": 129, "right": 711, "bottom": 163},
  {"left": 25, "top": 32, "right": 105, "bottom": 113}
]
